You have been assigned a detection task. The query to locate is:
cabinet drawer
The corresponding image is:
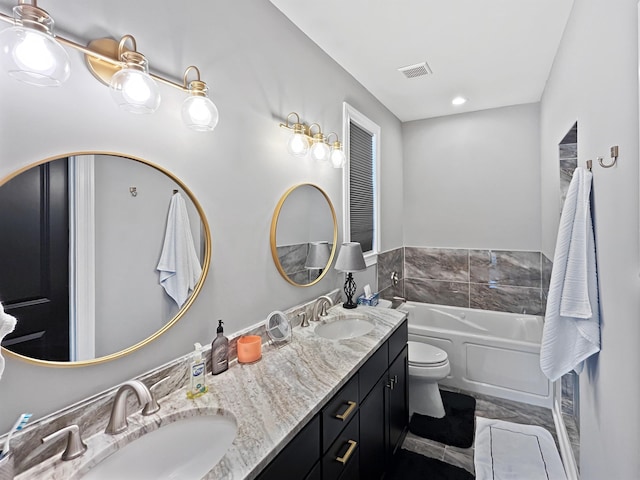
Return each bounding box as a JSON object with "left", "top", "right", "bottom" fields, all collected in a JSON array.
[
  {"left": 358, "top": 343, "right": 388, "bottom": 403},
  {"left": 257, "top": 415, "right": 320, "bottom": 480},
  {"left": 322, "top": 413, "right": 359, "bottom": 480},
  {"left": 388, "top": 320, "right": 408, "bottom": 362},
  {"left": 322, "top": 374, "right": 359, "bottom": 451}
]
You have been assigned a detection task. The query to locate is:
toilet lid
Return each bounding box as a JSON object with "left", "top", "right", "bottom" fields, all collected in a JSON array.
[{"left": 408, "top": 341, "right": 448, "bottom": 366}]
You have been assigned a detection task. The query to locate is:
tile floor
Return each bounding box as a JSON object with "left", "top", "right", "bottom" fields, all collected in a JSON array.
[{"left": 402, "top": 388, "right": 579, "bottom": 476}]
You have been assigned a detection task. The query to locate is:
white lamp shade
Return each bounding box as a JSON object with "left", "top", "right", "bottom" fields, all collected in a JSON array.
[
  {"left": 305, "top": 241, "right": 331, "bottom": 269},
  {"left": 334, "top": 242, "right": 366, "bottom": 272},
  {"left": 182, "top": 94, "right": 219, "bottom": 132}
]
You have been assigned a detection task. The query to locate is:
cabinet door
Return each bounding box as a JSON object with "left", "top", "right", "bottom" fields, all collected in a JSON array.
[
  {"left": 257, "top": 415, "right": 320, "bottom": 480},
  {"left": 388, "top": 346, "right": 408, "bottom": 456},
  {"left": 359, "top": 375, "right": 386, "bottom": 480}
]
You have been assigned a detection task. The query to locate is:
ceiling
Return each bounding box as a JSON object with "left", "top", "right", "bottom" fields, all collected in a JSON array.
[{"left": 269, "top": 0, "right": 574, "bottom": 122}]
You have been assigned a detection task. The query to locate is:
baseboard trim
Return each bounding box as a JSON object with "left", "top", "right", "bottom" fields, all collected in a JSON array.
[{"left": 552, "top": 398, "right": 579, "bottom": 480}]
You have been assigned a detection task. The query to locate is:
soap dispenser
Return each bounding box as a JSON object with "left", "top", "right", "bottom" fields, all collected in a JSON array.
[
  {"left": 187, "top": 342, "right": 208, "bottom": 399},
  {"left": 211, "top": 320, "right": 229, "bottom": 375}
]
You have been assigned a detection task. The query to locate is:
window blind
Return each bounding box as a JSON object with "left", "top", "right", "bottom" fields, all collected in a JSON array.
[{"left": 349, "top": 122, "right": 374, "bottom": 252}]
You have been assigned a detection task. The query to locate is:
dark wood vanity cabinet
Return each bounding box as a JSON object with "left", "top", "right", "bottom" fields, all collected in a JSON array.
[{"left": 257, "top": 319, "right": 408, "bottom": 480}]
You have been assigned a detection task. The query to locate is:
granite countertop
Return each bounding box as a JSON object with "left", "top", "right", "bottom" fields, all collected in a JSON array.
[{"left": 17, "top": 305, "right": 407, "bottom": 480}]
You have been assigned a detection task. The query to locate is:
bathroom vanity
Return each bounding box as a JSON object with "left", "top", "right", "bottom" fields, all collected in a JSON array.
[
  {"left": 9, "top": 302, "right": 407, "bottom": 480},
  {"left": 257, "top": 319, "right": 408, "bottom": 480}
]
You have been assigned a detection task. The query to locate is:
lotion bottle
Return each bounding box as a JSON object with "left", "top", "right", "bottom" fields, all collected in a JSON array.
[
  {"left": 186, "top": 342, "right": 208, "bottom": 399},
  {"left": 211, "top": 320, "right": 229, "bottom": 375}
]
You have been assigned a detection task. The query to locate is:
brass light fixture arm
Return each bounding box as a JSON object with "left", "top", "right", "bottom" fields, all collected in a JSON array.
[{"left": 0, "top": 9, "right": 192, "bottom": 93}]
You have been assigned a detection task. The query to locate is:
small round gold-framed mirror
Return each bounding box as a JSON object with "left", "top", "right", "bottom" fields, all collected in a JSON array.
[
  {"left": 0, "top": 152, "right": 211, "bottom": 367},
  {"left": 270, "top": 183, "right": 337, "bottom": 287}
]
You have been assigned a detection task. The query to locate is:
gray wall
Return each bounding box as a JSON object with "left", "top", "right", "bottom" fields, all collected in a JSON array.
[
  {"left": 540, "top": 0, "right": 640, "bottom": 477},
  {"left": 0, "top": 0, "right": 404, "bottom": 432},
  {"left": 402, "top": 103, "right": 541, "bottom": 250}
]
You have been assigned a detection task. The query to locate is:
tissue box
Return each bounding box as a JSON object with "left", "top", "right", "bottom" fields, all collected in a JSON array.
[{"left": 357, "top": 292, "right": 379, "bottom": 307}]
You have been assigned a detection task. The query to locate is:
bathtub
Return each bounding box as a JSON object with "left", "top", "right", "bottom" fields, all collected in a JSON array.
[{"left": 400, "top": 301, "right": 552, "bottom": 408}]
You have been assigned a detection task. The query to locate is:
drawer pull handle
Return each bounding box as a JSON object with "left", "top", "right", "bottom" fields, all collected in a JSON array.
[
  {"left": 336, "top": 440, "right": 357, "bottom": 464},
  {"left": 335, "top": 401, "right": 357, "bottom": 421}
]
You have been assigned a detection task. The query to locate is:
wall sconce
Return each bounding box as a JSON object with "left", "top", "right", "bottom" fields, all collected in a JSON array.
[
  {"left": 0, "top": 0, "right": 218, "bottom": 132},
  {"left": 279, "top": 112, "right": 345, "bottom": 168}
]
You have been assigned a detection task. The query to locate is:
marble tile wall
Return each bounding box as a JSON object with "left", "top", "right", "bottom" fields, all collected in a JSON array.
[
  {"left": 276, "top": 243, "right": 312, "bottom": 284},
  {"left": 401, "top": 247, "right": 550, "bottom": 315},
  {"left": 377, "top": 247, "right": 404, "bottom": 301}
]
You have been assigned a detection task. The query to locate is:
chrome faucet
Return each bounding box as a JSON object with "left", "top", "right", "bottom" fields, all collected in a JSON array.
[
  {"left": 105, "top": 380, "right": 153, "bottom": 435},
  {"left": 312, "top": 295, "right": 334, "bottom": 322}
]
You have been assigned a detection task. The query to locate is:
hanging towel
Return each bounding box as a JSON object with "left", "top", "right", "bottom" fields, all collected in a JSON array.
[
  {"left": 157, "top": 192, "right": 203, "bottom": 308},
  {"left": 0, "top": 301, "right": 17, "bottom": 380},
  {"left": 540, "top": 167, "right": 600, "bottom": 381}
]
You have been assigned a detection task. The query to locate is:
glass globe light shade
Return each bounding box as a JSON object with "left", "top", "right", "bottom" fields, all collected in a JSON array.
[
  {"left": 109, "top": 54, "right": 160, "bottom": 114},
  {"left": 182, "top": 95, "right": 219, "bottom": 132},
  {"left": 330, "top": 146, "right": 346, "bottom": 168},
  {"left": 310, "top": 139, "right": 330, "bottom": 163},
  {"left": 0, "top": 25, "right": 70, "bottom": 87},
  {"left": 287, "top": 130, "right": 309, "bottom": 157}
]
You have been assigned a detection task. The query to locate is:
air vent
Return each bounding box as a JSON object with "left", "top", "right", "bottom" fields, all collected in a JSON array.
[{"left": 398, "top": 61, "right": 433, "bottom": 79}]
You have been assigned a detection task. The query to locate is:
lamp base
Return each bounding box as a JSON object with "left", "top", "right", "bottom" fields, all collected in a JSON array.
[
  {"left": 342, "top": 300, "right": 358, "bottom": 309},
  {"left": 342, "top": 272, "right": 358, "bottom": 309}
]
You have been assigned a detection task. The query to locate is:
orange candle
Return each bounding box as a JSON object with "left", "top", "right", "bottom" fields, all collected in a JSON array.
[{"left": 237, "top": 335, "right": 262, "bottom": 363}]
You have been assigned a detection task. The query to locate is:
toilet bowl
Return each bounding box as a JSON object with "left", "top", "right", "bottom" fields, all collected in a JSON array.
[{"left": 408, "top": 341, "right": 450, "bottom": 418}]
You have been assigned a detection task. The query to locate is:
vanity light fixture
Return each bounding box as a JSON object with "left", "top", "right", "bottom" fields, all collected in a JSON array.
[
  {"left": 0, "top": 0, "right": 219, "bottom": 132},
  {"left": 334, "top": 242, "right": 367, "bottom": 309},
  {"left": 279, "top": 112, "right": 345, "bottom": 166}
]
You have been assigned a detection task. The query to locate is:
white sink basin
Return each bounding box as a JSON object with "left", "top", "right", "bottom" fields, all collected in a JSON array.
[
  {"left": 81, "top": 414, "right": 237, "bottom": 480},
  {"left": 315, "top": 317, "right": 375, "bottom": 340}
]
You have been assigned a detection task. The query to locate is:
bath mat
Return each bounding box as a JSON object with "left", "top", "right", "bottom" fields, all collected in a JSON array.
[
  {"left": 409, "top": 390, "right": 476, "bottom": 448},
  {"left": 474, "top": 417, "right": 567, "bottom": 480},
  {"left": 387, "top": 449, "right": 474, "bottom": 480}
]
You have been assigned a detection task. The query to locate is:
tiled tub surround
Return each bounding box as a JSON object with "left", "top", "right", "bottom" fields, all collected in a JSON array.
[
  {"left": 399, "top": 247, "right": 552, "bottom": 315},
  {"left": 8, "top": 294, "right": 406, "bottom": 479}
]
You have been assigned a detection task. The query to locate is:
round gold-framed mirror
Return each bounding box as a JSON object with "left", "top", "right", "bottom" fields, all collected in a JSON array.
[
  {"left": 0, "top": 152, "right": 211, "bottom": 367},
  {"left": 270, "top": 183, "right": 337, "bottom": 287}
]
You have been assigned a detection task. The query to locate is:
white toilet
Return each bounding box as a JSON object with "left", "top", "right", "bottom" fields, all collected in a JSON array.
[{"left": 408, "top": 341, "right": 451, "bottom": 418}]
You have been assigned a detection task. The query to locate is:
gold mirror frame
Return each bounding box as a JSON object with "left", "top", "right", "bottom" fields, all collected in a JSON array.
[
  {"left": 0, "top": 151, "right": 212, "bottom": 367},
  {"left": 270, "top": 183, "right": 338, "bottom": 287}
]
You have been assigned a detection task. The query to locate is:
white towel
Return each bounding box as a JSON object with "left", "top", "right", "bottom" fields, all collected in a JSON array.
[
  {"left": 540, "top": 167, "right": 600, "bottom": 382},
  {"left": 0, "top": 301, "right": 17, "bottom": 380},
  {"left": 157, "top": 192, "right": 203, "bottom": 308}
]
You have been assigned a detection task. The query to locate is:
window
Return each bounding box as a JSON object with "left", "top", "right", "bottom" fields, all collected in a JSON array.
[{"left": 342, "top": 102, "right": 380, "bottom": 266}]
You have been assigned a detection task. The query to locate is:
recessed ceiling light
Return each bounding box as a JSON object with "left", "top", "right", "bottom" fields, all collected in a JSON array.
[{"left": 452, "top": 96, "right": 467, "bottom": 106}]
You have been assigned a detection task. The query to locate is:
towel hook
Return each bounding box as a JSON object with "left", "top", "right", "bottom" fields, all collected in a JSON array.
[
  {"left": 598, "top": 145, "right": 618, "bottom": 168},
  {"left": 586, "top": 160, "right": 592, "bottom": 172},
  {"left": 129, "top": 187, "right": 137, "bottom": 197},
  {"left": 173, "top": 189, "right": 178, "bottom": 194}
]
